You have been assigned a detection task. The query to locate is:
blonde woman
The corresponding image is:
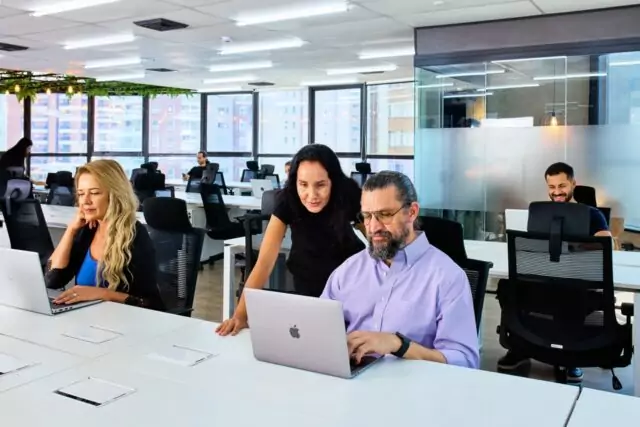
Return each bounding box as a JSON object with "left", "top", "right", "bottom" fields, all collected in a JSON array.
[{"left": 45, "top": 159, "right": 163, "bottom": 310}]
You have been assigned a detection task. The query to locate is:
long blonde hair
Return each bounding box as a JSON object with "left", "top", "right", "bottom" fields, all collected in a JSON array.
[{"left": 75, "top": 160, "right": 139, "bottom": 291}]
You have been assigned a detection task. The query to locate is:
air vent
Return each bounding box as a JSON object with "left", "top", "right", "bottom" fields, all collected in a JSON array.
[
  {"left": 134, "top": 18, "right": 188, "bottom": 32},
  {"left": 0, "top": 42, "right": 29, "bottom": 52},
  {"left": 248, "top": 81, "right": 275, "bottom": 87},
  {"left": 146, "top": 68, "right": 176, "bottom": 73}
]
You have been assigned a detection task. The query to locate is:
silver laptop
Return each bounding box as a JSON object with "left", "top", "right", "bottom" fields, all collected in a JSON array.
[
  {"left": 250, "top": 179, "right": 273, "bottom": 200},
  {"left": 0, "top": 248, "right": 101, "bottom": 315},
  {"left": 244, "top": 288, "right": 381, "bottom": 378},
  {"left": 505, "top": 208, "right": 528, "bottom": 232}
]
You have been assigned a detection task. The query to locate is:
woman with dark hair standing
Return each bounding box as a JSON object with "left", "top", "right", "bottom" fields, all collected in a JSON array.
[
  {"left": 217, "top": 144, "right": 364, "bottom": 336},
  {"left": 0, "top": 137, "right": 32, "bottom": 173}
]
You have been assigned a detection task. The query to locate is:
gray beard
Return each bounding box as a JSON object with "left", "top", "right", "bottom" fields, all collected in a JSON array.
[{"left": 367, "top": 228, "right": 410, "bottom": 261}]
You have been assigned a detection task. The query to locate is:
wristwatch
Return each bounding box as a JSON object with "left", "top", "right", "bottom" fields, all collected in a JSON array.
[{"left": 391, "top": 332, "right": 411, "bottom": 358}]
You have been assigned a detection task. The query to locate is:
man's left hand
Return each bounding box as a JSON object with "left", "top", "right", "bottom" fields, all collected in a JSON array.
[
  {"left": 53, "top": 286, "right": 108, "bottom": 305},
  {"left": 347, "top": 331, "right": 401, "bottom": 363}
]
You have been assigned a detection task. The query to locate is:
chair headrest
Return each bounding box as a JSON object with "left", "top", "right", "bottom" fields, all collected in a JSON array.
[
  {"left": 355, "top": 162, "right": 371, "bottom": 174},
  {"left": 143, "top": 197, "right": 192, "bottom": 232},
  {"left": 246, "top": 161, "right": 259, "bottom": 171},
  {"left": 55, "top": 171, "right": 74, "bottom": 187},
  {"left": 140, "top": 162, "right": 157, "bottom": 173},
  {"left": 262, "top": 190, "right": 279, "bottom": 216},
  {"left": 260, "top": 164, "right": 275, "bottom": 175},
  {"left": 4, "top": 179, "right": 31, "bottom": 205}
]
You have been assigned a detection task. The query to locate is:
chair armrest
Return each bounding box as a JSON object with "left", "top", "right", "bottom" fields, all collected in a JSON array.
[
  {"left": 236, "top": 213, "right": 270, "bottom": 223},
  {"left": 620, "top": 302, "right": 634, "bottom": 317}
]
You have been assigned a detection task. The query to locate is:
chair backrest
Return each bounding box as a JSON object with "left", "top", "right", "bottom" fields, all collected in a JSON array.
[
  {"left": 246, "top": 160, "right": 259, "bottom": 171},
  {"left": 262, "top": 189, "right": 279, "bottom": 215},
  {"left": 355, "top": 162, "right": 371, "bottom": 174},
  {"left": 186, "top": 174, "right": 202, "bottom": 193},
  {"left": 263, "top": 174, "right": 280, "bottom": 189},
  {"left": 214, "top": 171, "right": 228, "bottom": 195},
  {"left": 417, "top": 215, "right": 467, "bottom": 263},
  {"left": 6, "top": 166, "right": 25, "bottom": 178},
  {"left": 143, "top": 197, "right": 205, "bottom": 315},
  {"left": 200, "top": 183, "right": 231, "bottom": 228},
  {"left": 45, "top": 172, "right": 57, "bottom": 188},
  {"left": 2, "top": 178, "right": 32, "bottom": 215},
  {"left": 0, "top": 196, "right": 54, "bottom": 272},
  {"left": 241, "top": 169, "right": 258, "bottom": 182},
  {"left": 259, "top": 164, "right": 275, "bottom": 177},
  {"left": 155, "top": 187, "right": 175, "bottom": 198},
  {"left": 130, "top": 167, "right": 146, "bottom": 183},
  {"left": 574, "top": 185, "right": 597, "bottom": 207},
  {"left": 46, "top": 185, "right": 75, "bottom": 206},
  {"left": 501, "top": 229, "right": 625, "bottom": 367},
  {"left": 459, "top": 258, "right": 491, "bottom": 332},
  {"left": 55, "top": 171, "right": 74, "bottom": 187}
]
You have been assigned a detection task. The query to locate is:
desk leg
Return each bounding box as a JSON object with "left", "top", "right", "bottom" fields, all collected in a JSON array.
[
  {"left": 222, "top": 245, "right": 240, "bottom": 321},
  {"left": 634, "top": 293, "right": 640, "bottom": 396}
]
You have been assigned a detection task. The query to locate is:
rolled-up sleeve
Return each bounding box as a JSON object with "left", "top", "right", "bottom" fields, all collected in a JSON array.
[{"left": 434, "top": 269, "right": 480, "bottom": 369}]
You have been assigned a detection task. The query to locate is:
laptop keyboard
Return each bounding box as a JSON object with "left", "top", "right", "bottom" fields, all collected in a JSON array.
[{"left": 349, "top": 356, "right": 378, "bottom": 374}]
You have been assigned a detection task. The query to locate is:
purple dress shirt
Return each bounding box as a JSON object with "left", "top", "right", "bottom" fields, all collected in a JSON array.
[{"left": 321, "top": 232, "right": 479, "bottom": 369}]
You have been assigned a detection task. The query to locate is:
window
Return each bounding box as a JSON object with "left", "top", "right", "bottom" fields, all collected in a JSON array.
[
  {"left": 367, "top": 83, "right": 414, "bottom": 155},
  {"left": 258, "top": 89, "right": 308, "bottom": 154},
  {"left": 29, "top": 156, "right": 86, "bottom": 183},
  {"left": 94, "top": 96, "right": 143, "bottom": 152},
  {"left": 148, "top": 156, "right": 197, "bottom": 181},
  {"left": 31, "top": 94, "right": 88, "bottom": 154},
  {"left": 256, "top": 156, "right": 294, "bottom": 180},
  {"left": 313, "top": 88, "right": 361, "bottom": 153},
  {"left": 367, "top": 158, "right": 414, "bottom": 180},
  {"left": 91, "top": 156, "right": 144, "bottom": 180},
  {"left": 338, "top": 157, "right": 360, "bottom": 175},
  {"left": 0, "top": 94, "right": 24, "bottom": 151},
  {"left": 207, "top": 94, "right": 253, "bottom": 152},
  {"left": 149, "top": 95, "right": 201, "bottom": 154},
  {"left": 215, "top": 157, "right": 253, "bottom": 182}
]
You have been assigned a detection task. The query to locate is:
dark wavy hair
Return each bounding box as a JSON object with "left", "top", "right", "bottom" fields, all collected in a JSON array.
[
  {"left": 282, "top": 144, "right": 359, "bottom": 239},
  {"left": 0, "top": 137, "right": 32, "bottom": 170}
]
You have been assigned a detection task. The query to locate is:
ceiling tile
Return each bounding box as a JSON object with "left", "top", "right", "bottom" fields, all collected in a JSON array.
[
  {"left": 396, "top": 1, "right": 541, "bottom": 27},
  {"left": 0, "top": 14, "right": 81, "bottom": 36},
  {"left": 357, "top": 0, "right": 523, "bottom": 16},
  {"left": 0, "top": 5, "right": 25, "bottom": 18},
  {"left": 48, "top": 0, "right": 182, "bottom": 23},
  {"left": 160, "top": 0, "right": 227, "bottom": 8},
  {"left": 20, "top": 25, "right": 111, "bottom": 44},
  {"left": 533, "top": 0, "right": 640, "bottom": 14}
]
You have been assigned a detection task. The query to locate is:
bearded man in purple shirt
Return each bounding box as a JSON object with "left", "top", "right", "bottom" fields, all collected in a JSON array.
[{"left": 321, "top": 171, "right": 479, "bottom": 369}]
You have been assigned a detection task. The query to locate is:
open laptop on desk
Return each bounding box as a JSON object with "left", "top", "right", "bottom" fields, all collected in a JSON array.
[
  {"left": 245, "top": 288, "right": 381, "bottom": 378},
  {"left": 0, "top": 248, "right": 101, "bottom": 315},
  {"left": 250, "top": 179, "right": 273, "bottom": 200}
]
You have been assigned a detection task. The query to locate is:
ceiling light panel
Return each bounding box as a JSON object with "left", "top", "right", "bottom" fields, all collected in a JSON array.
[
  {"left": 197, "top": 86, "right": 243, "bottom": 93},
  {"left": 435, "top": 70, "right": 505, "bottom": 79},
  {"left": 63, "top": 33, "right": 135, "bottom": 50},
  {"left": 533, "top": 73, "right": 607, "bottom": 81},
  {"left": 359, "top": 46, "right": 414, "bottom": 60},
  {"left": 235, "top": 2, "right": 350, "bottom": 26},
  {"left": 202, "top": 75, "right": 256, "bottom": 84},
  {"left": 84, "top": 56, "right": 141, "bottom": 69},
  {"left": 491, "top": 56, "right": 567, "bottom": 64},
  {"left": 300, "top": 78, "right": 358, "bottom": 86},
  {"left": 218, "top": 38, "right": 305, "bottom": 55},
  {"left": 95, "top": 72, "right": 144, "bottom": 82},
  {"left": 443, "top": 92, "right": 494, "bottom": 99},
  {"left": 30, "top": 0, "right": 121, "bottom": 17},
  {"left": 479, "top": 83, "right": 540, "bottom": 90},
  {"left": 327, "top": 64, "right": 397, "bottom": 75},
  {"left": 208, "top": 61, "right": 273, "bottom": 73}
]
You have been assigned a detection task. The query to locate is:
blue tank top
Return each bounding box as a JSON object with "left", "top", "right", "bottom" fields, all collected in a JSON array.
[{"left": 76, "top": 250, "right": 98, "bottom": 287}]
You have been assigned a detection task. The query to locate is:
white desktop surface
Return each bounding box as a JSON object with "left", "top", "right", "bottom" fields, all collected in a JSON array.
[
  {"left": 0, "top": 334, "right": 85, "bottom": 394},
  {"left": 41, "top": 205, "right": 146, "bottom": 229},
  {"left": 174, "top": 191, "right": 261, "bottom": 210},
  {"left": 567, "top": 389, "right": 640, "bottom": 426},
  {"left": 0, "top": 303, "right": 193, "bottom": 359}
]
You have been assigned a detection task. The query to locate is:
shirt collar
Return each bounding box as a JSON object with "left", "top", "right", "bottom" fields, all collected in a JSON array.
[{"left": 370, "top": 231, "right": 431, "bottom": 268}]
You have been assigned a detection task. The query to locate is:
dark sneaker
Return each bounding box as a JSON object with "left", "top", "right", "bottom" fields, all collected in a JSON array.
[
  {"left": 497, "top": 351, "right": 531, "bottom": 372},
  {"left": 567, "top": 367, "right": 584, "bottom": 383}
]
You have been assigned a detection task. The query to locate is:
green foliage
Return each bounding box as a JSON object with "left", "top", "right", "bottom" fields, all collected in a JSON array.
[{"left": 0, "top": 68, "right": 194, "bottom": 101}]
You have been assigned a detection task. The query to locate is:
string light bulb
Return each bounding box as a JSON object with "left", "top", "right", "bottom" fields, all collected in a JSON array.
[
  {"left": 68, "top": 85, "right": 74, "bottom": 94},
  {"left": 4, "top": 90, "right": 9, "bottom": 95},
  {"left": 14, "top": 84, "right": 20, "bottom": 93},
  {"left": 46, "top": 88, "right": 52, "bottom": 95}
]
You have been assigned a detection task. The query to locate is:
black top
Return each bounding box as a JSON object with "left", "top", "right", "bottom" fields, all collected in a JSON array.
[
  {"left": 45, "top": 221, "right": 164, "bottom": 311},
  {"left": 588, "top": 206, "right": 609, "bottom": 235},
  {"left": 187, "top": 161, "right": 210, "bottom": 180},
  {"left": 273, "top": 181, "right": 365, "bottom": 297}
]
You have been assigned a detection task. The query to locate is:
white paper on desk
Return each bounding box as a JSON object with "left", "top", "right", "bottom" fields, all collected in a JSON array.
[
  {"left": 0, "top": 353, "right": 34, "bottom": 375},
  {"left": 62, "top": 326, "right": 122, "bottom": 344},
  {"left": 55, "top": 377, "right": 135, "bottom": 407},
  {"left": 146, "top": 345, "right": 217, "bottom": 367}
]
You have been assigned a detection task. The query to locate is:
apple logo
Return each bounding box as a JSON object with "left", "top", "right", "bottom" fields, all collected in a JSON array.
[{"left": 289, "top": 325, "right": 300, "bottom": 339}]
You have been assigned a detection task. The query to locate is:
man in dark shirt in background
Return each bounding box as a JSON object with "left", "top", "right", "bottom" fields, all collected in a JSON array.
[
  {"left": 497, "top": 162, "right": 611, "bottom": 383},
  {"left": 183, "top": 151, "right": 210, "bottom": 181}
]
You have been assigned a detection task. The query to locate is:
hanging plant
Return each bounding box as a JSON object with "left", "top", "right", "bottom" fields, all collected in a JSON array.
[{"left": 0, "top": 68, "right": 194, "bottom": 100}]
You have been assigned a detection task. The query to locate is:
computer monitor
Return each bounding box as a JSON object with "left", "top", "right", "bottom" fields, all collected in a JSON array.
[{"left": 527, "top": 201, "right": 591, "bottom": 237}]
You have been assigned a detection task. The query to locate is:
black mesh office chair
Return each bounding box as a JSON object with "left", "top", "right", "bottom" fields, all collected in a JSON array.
[
  {"left": 200, "top": 183, "right": 245, "bottom": 240},
  {"left": 143, "top": 197, "right": 205, "bottom": 316},
  {"left": 130, "top": 167, "right": 146, "bottom": 184},
  {"left": 355, "top": 162, "right": 371, "bottom": 174},
  {"left": 240, "top": 169, "right": 259, "bottom": 183},
  {"left": 0, "top": 179, "right": 54, "bottom": 272},
  {"left": 214, "top": 171, "right": 229, "bottom": 195},
  {"left": 201, "top": 163, "right": 220, "bottom": 185},
  {"left": 574, "top": 185, "right": 611, "bottom": 225},
  {"left": 497, "top": 202, "right": 633, "bottom": 388},
  {"left": 258, "top": 164, "right": 275, "bottom": 178},
  {"left": 6, "top": 166, "right": 25, "bottom": 178},
  {"left": 133, "top": 172, "right": 156, "bottom": 210},
  {"left": 263, "top": 174, "right": 281, "bottom": 189},
  {"left": 46, "top": 171, "right": 75, "bottom": 206}
]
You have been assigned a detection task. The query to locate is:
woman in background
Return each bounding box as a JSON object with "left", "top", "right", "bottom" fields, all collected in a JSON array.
[
  {"left": 217, "top": 144, "right": 364, "bottom": 336},
  {"left": 46, "top": 159, "right": 164, "bottom": 310},
  {"left": 0, "top": 137, "right": 32, "bottom": 173}
]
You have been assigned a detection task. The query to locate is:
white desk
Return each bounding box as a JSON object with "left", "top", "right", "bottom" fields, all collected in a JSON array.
[
  {"left": 0, "top": 311, "right": 580, "bottom": 427},
  {"left": 174, "top": 191, "right": 261, "bottom": 210},
  {"left": 0, "top": 333, "right": 86, "bottom": 394},
  {"left": 226, "top": 180, "right": 252, "bottom": 191},
  {"left": 568, "top": 388, "right": 640, "bottom": 426},
  {"left": 0, "top": 303, "right": 192, "bottom": 359}
]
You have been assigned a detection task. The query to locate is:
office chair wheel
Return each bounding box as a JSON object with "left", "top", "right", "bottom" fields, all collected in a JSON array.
[{"left": 553, "top": 366, "right": 568, "bottom": 384}]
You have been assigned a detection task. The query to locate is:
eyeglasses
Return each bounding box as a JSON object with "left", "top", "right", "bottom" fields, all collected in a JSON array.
[{"left": 359, "top": 206, "right": 407, "bottom": 225}]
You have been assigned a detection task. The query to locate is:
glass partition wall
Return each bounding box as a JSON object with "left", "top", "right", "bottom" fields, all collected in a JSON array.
[{"left": 415, "top": 52, "right": 640, "bottom": 240}]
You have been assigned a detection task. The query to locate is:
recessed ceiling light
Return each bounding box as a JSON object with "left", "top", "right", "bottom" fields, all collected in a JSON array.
[
  {"left": 95, "top": 72, "right": 144, "bottom": 82},
  {"left": 63, "top": 34, "right": 135, "bottom": 50},
  {"left": 358, "top": 47, "right": 414, "bottom": 60},
  {"left": 478, "top": 83, "right": 540, "bottom": 90},
  {"left": 533, "top": 72, "right": 607, "bottom": 81},
  {"left": 417, "top": 83, "right": 454, "bottom": 88},
  {"left": 197, "top": 86, "right": 243, "bottom": 93},
  {"left": 435, "top": 70, "right": 505, "bottom": 78},
  {"left": 235, "top": 2, "right": 350, "bottom": 26},
  {"left": 30, "top": 0, "right": 121, "bottom": 17},
  {"left": 433, "top": 0, "right": 445, "bottom": 5},
  {"left": 84, "top": 56, "right": 141, "bottom": 69},
  {"left": 217, "top": 38, "right": 305, "bottom": 55},
  {"left": 300, "top": 78, "right": 358, "bottom": 86},
  {"left": 609, "top": 60, "right": 640, "bottom": 67},
  {"left": 208, "top": 61, "right": 273, "bottom": 73},
  {"left": 327, "top": 64, "right": 397, "bottom": 75},
  {"left": 491, "top": 56, "right": 567, "bottom": 64},
  {"left": 202, "top": 75, "right": 256, "bottom": 85},
  {"left": 442, "top": 92, "right": 494, "bottom": 99}
]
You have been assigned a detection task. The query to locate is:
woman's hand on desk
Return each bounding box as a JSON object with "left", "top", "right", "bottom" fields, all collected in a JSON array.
[
  {"left": 216, "top": 316, "right": 248, "bottom": 336},
  {"left": 54, "top": 285, "right": 108, "bottom": 305}
]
